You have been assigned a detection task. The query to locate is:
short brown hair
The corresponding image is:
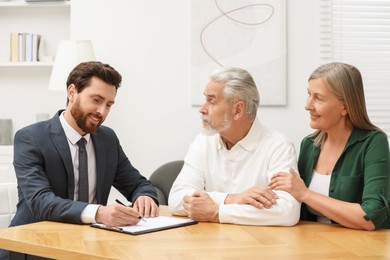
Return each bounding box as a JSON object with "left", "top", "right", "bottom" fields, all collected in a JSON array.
[{"left": 66, "top": 61, "right": 122, "bottom": 105}]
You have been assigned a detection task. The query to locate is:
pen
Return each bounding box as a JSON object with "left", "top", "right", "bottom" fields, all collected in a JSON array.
[{"left": 115, "top": 199, "right": 147, "bottom": 223}]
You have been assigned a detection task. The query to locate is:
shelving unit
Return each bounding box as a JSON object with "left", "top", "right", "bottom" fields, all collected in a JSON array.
[
  {"left": 0, "top": 1, "right": 71, "bottom": 136},
  {"left": 0, "top": 61, "right": 53, "bottom": 67},
  {"left": 0, "top": 0, "right": 71, "bottom": 67},
  {"left": 0, "top": 1, "right": 70, "bottom": 8},
  {"left": 0, "top": 145, "right": 15, "bottom": 183}
]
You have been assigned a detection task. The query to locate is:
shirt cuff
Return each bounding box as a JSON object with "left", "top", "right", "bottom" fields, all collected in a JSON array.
[
  {"left": 81, "top": 204, "right": 101, "bottom": 223},
  {"left": 207, "top": 191, "right": 229, "bottom": 205}
]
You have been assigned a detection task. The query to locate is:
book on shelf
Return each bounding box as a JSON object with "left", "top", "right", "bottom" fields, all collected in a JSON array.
[
  {"left": 25, "top": 33, "right": 33, "bottom": 62},
  {"left": 10, "top": 33, "right": 19, "bottom": 62},
  {"left": 10, "top": 32, "right": 42, "bottom": 63},
  {"left": 32, "top": 34, "right": 41, "bottom": 62},
  {"left": 18, "top": 33, "right": 26, "bottom": 62}
]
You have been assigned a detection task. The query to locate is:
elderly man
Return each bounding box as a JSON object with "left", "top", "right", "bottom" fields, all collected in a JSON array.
[{"left": 168, "top": 67, "right": 300, "bottom": 226}]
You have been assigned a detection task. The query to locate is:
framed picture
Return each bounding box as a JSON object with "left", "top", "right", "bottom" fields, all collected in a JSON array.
[{"left": 190, "top": 0, "right": 287, "bottom": 106}]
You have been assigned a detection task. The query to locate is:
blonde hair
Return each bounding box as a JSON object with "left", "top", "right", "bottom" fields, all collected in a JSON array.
[{"left": 308, "top": 62, "right": 379, "bottom": 147}]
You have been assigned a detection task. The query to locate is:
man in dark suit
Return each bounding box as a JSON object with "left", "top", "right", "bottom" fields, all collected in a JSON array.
[
  {"left": 1, "top": 61, "right": 159, "bottom": 259},
  {"left": 8, "top": 61, "right": 159, "bottom": 229}
]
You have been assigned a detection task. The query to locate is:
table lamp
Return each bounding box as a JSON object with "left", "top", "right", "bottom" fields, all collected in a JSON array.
[{"left": 48, "top": 40, "right": 95, "bottom": 91}]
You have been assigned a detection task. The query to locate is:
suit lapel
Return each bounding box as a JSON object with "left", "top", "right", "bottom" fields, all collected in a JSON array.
[
  {"left": 49, "top": 110, "right": 75, "bottom": 200},
  {"left": 91, "top": 131, "right": 106, "bottom": 203}
]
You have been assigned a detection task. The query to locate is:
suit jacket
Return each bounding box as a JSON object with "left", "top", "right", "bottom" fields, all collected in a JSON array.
[{"left": 10, "top": 110, "right": 158, "bottom": 226}]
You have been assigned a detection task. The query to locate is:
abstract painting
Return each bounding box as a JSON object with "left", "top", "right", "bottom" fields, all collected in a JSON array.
[{"left": 191, "top": 0, "right": 286, "bottom": 106}]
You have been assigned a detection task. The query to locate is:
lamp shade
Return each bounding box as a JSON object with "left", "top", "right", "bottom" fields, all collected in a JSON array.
[{"left": 48, "top": 40, "right": 95, "bottom": 91}]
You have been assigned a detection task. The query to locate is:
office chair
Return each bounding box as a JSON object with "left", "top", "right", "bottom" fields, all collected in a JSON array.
[{"left": 149, "top": 160, "right": 184, "bottom": 205}]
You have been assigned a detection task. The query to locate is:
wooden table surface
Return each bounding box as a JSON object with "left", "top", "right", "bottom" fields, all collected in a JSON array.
[{"left": 0, "top": 206, "right": 389, "bottom": 259}]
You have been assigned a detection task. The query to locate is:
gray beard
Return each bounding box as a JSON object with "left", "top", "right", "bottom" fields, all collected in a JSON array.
[{"left": 201, "top": 114, "right": 232, "bottom": 136}]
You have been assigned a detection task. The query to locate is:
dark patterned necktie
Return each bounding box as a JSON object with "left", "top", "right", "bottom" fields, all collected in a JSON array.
[{"left": 77, "top": 138, "right": 89, "bottom": 202}]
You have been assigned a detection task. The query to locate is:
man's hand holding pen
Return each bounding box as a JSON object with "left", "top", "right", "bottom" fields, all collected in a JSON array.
[
  {"left": 95, "top": 202, "right": 144, "bottom": 227},
  {"left": 115, "top": 199, "right": 148, "bottom": 223},
  {"left": 95, "top": 196, "right": 158, "bottom": 227}
]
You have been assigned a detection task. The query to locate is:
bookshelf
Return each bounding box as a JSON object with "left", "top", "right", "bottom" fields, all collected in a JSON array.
[
  {"left": 0, "top": 145, "right": 15, "bottom": 183},
  {"left": 0, "top": 1, "right": 71, "bottom": 138},
  {"left": 0, "top": 61, "right": 53, "bottom": 67},
  {"left": 0, "top": 0, "right": 70, "bottom": 67}
]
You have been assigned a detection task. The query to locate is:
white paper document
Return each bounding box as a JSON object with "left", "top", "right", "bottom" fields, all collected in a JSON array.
[{"left": 91, "top": 216, "right": 197, "bottom": 235}]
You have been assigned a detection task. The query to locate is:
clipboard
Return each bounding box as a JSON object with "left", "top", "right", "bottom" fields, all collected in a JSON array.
[{"left": 91, "top": 216, "right": 197, "bottom": 235}]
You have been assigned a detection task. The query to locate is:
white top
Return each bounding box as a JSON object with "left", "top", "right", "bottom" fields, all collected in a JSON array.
[
  {"left": 168, "top": 118, "right": 301, "bottom": 226},
  {"left": 307, "top": 171, "right": 332, "bottom": 223}
]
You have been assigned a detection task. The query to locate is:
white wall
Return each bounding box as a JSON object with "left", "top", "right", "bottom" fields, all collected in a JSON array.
[
  {"left": 0, "top": 67, "right": 66, "bottom": 131},
  {"left": 72, "top": 0, "right": 320, "bottom": 178}
]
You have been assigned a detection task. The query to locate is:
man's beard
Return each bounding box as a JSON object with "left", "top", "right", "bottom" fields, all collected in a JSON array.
[
  {"left": 71, "top": 99, "right": 103, "bottom": 133},
  {"left": 201, "top": 113, "right": 232, "bottom": 136}
]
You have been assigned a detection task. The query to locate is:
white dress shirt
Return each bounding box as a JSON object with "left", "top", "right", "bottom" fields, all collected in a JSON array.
[
  {"left": 59, "top": 112, "right": 100, "bottom": 223},
  {"left": 168, "top": 118, "right": 301, "bottom": 226}
]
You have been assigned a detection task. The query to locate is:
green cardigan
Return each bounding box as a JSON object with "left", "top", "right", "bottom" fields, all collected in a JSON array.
[{"left": 298, "top": 128, "right": 390, "bottom": 229}]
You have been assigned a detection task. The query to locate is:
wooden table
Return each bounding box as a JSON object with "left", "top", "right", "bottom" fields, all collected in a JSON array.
[{"left": 0, "top": 206, "right": 389, "bottom": 259}]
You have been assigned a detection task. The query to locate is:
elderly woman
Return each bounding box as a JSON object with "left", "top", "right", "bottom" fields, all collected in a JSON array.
[{"left": 270, "top": 62, "right": 390, "bottom": 230}]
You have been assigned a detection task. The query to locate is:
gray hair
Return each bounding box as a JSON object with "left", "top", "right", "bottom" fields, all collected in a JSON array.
[{"left": 209, "top": 67, "right": 260, "bottom": 120}]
